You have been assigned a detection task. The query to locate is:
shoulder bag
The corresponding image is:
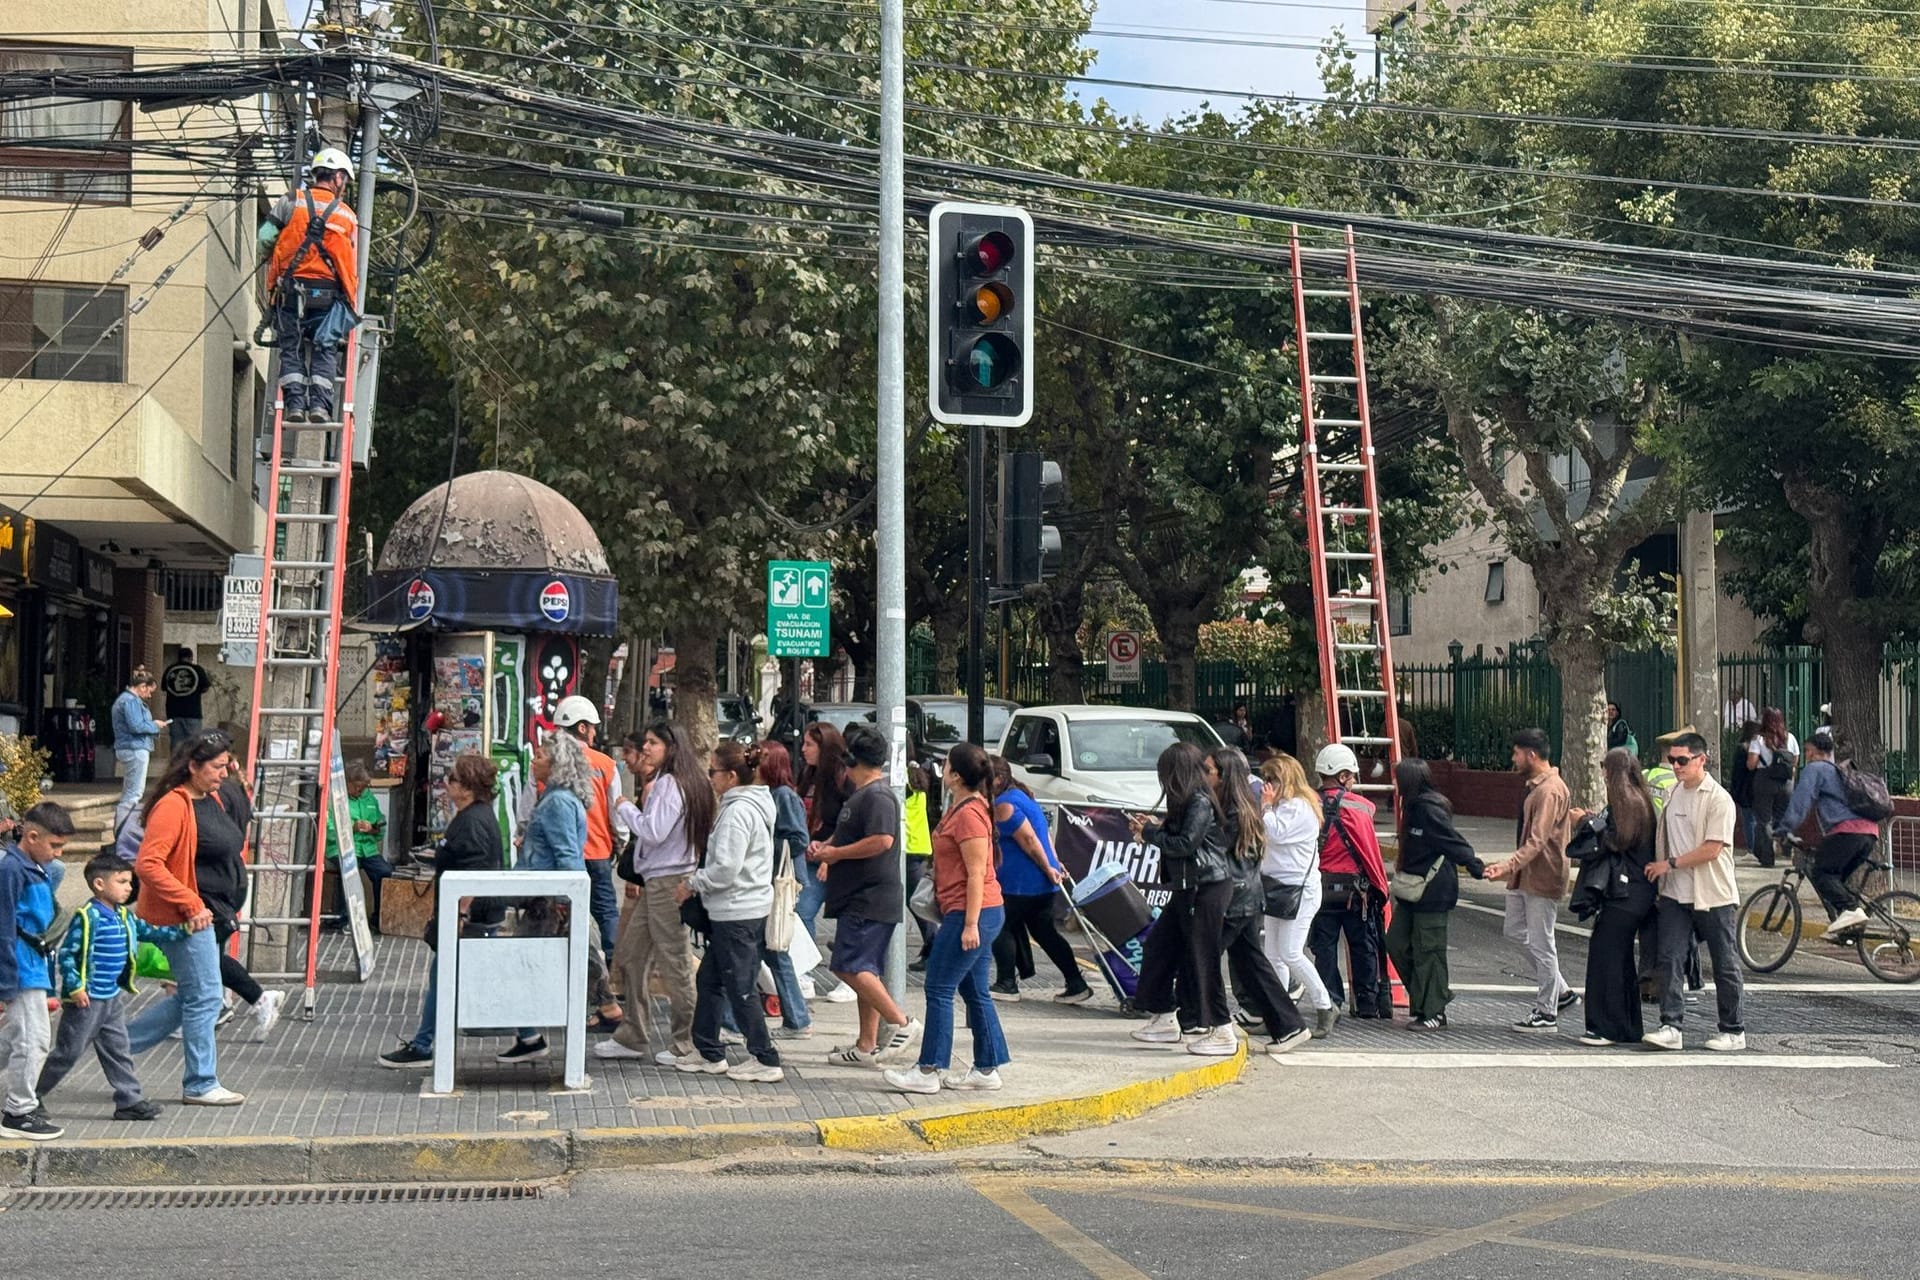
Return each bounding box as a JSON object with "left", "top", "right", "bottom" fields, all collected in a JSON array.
[
  {"left": 1260, "top": 875, "right": 1305, "bottom": 920},
  {"left": 1388, "top": 859, "right": 1442, "bottom": 904},
  {"left": 764, "top": 819, "right": 801, "bottom": 952}
]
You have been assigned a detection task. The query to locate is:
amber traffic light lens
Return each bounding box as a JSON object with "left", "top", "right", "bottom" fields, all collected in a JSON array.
[{"left": 966, "top": 281, "right": 1014, "bottom": 324}]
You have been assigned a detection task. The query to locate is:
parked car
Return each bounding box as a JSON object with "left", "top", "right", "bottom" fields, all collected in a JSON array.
[
  {"left": 997, "top": 705, "right": 1223, "bottom": 809},
  {"left": 809, "top": 702, "right": 875, "bottom": 737},
  {"left": 906, "top": 696, "right": 1018, "bottom": 766},
  {"left": 717, "top": 694, "right": 761, "bottom": 745}
]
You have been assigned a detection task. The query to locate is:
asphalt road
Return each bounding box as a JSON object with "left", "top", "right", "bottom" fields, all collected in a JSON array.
[{"left": 5, "top": 1167, "right": 1915, "bottom": 1280}]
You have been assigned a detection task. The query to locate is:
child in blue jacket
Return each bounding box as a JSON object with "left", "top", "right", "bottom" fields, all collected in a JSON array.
[
  {"left": 36, "top": 852, "right": 186, "bottom": 1124},
  {"left": 0, "top": 801, "right": 74, "bottom": 1140}
]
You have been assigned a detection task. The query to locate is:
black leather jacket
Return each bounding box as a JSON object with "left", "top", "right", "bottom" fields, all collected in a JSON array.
[{"left": 1145, "top": 797, "right": 1232, "bottom": 892}]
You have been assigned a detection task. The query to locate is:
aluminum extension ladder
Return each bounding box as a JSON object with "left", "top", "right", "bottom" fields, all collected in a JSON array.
[
  {"left": 1289, "top": 225, "right": 1404, "bottom": 807},
  {"left": 239, "top": 331, "right": 362, "bottom": 1016}
]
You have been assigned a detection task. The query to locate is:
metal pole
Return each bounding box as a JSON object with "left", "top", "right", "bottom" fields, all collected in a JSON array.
[
  {"left": 877, "top": 0, "right": 908, "bottom": 1005},
  {"left": 967, "top": 422, "right": 987, "bottom": 747},
  {"left": 352, "top": 103, "right": 380, "bottom": 313}
]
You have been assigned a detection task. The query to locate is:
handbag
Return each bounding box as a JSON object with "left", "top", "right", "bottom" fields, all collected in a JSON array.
[
  {"left": 1388, "top": 860, "right": 1442, "bottom": 904},
  {"left": 909, "top": 873, "right": 941, "bottom": 924},
  {"left": 764, "top": 836, "right": 801, "bottom": 952},
  {"left": 1260, "top": 875, "right": 1305, "bottom": 920},
  {"left": 678, "top": 893, "right": 712, "bottom": 936}
]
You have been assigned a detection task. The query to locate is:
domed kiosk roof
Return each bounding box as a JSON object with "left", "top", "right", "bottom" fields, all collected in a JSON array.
[
  {"left": 376, "top": 469, "right": 611, "bottom": 576},
  {"left": 363, "top": 470, "right": 617, "bottom": 635}
]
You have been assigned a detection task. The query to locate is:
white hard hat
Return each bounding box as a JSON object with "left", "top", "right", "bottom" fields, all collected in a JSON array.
[
  {"left": 553, "top": 695, "right": 601, "bottom": 728},
  {"left": 309, "top": 147, "right": 353, "bottom": 176},
  {"left": 1314, "top": 742, "right": 1360, "bottom": 779}
]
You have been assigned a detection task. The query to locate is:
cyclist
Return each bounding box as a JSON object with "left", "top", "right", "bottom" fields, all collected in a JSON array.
[{"left": 1775, "top": 729, "right": 1880, "bottom": 938}]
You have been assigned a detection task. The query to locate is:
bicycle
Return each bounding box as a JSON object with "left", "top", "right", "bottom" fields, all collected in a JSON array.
[{"left": 1737, "top": 834, "right": 1920, "bottom": 983}]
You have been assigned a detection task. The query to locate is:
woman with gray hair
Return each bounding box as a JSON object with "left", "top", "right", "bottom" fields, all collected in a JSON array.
[{"left": 496, "top": 733, "right": 595, "bottom": 1064}]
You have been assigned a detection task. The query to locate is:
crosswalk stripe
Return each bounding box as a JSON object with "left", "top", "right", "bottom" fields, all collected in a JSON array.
[{"left": 1266, "top": 1051, "right": 1890, "bottom": 1069}]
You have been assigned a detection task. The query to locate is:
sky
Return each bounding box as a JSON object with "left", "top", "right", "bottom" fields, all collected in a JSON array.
[{"left": 1073, "top": 0, "right": 1372, "bottom": 123}]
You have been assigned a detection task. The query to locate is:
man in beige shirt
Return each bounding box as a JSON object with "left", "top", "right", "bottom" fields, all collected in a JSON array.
[
  {"left": 1643, "top": 731, "right": 1746, "bottom": 1052},
  {"left": 1483, "top": 728, "right": 1573, "bottom": 1033}
]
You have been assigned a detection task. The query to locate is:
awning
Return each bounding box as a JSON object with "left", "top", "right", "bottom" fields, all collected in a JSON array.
[{"left": 359, "top": 568, "right": 618, "bottom": 636}]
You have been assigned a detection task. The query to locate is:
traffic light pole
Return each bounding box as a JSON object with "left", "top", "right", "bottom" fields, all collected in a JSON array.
[
  {"left": 876, "top": 0, "right": 909, "bottom": 1004},
  {"left": 966, "top": 420, "right": 988, "bottom": 747}
]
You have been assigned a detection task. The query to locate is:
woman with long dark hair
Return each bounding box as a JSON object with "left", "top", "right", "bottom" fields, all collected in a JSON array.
[
  {"left": 600, "top": 720, "right": 712, "bottom": 1065},
  {"left": 1385, "top": 758, "right": 1486, "bottom": 1031},
  {"left": 1209, "top": 746, "right": 1311, "bottom": 1056},
  {"left": 795, "top": 723, "right": 850, "bottom": 946},
  {"left": 1126, "top": 742, "right": 1234, "bottom": 1051},
  {"left": 986, "top": 756, "right": 1089, "bottom": 1005},
  {"left": 1747, "top": 707, "right": 1799, "bottom": 848},
  {"left": 1581, "top": 748, "right": 1660, "bottom": 1046},
  {"left": 127, "top": 730, "right": 243, "bottom": 1105},
  {"left": 754, "top": 739, "right": 812, "bottom": 1038}
]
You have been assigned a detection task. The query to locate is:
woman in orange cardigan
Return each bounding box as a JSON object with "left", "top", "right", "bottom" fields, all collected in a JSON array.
[{"left": 126, "top": 731, "right": 246, "bottom": 1107}]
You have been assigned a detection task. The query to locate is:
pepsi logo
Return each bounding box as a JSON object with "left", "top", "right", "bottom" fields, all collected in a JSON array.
[
  {"left": 405, "top": 578, "right": 435, "bottom": 620},
  {"left": 539, "top": 579, "right": 571, "bottom": 623}
]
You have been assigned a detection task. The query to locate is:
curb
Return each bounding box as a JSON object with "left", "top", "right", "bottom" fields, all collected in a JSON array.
[{"left": 0, "top": 1043, "right": 1248, "bottom": 1187}]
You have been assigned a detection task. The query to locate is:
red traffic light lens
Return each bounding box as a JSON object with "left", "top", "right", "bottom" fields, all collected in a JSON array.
[
  {"left": 967, "top": 231, "right": 1016, "bottom": 274},
  {"left": 962, "top": 334, "right": 1020, "bottom": 389}
]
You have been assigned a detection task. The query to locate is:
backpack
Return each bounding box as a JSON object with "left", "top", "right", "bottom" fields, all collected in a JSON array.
[{"left": 1837, "top": 761, "right": 1895, "bottom": 823}]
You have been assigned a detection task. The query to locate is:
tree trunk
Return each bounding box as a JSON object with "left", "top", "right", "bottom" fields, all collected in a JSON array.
[
  {"left": 1552, "top": 631, "right": 1608, "bottom": 809},
  {"left": 931, "top": 608, "right": 963, "bottom": 695},
  {"left": 1039, "top": 576, "right": 1089, "bottom": 705},
  {"left": 1815, "top": 619, "right": 1888, "bottom": 773},
  {"left": 1793, "top": 483, "right": 1890, "bottom": 772},
  {"left": 1159, "top": 610, "right": 1204, "bottom": 713},
  {"left": 672, "top": 618, "right": 721, "bottom": 759}
]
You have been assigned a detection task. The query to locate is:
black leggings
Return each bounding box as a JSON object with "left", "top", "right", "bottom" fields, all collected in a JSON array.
[
  {"left": 213, "top": 919, "right": 264, "bottom": 1007},
  {"left": 1812, "top": 832, "right": 1877, "bottom": 919},
  {"left": 1137, "top": 880, "right": 1232, "bottom": 1027},
  {"left": 993, "top": 892, "right": 1086, "bottom": 991}
]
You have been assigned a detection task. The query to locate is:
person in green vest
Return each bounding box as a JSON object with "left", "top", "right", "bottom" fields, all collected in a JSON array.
[
  {"left": 324, "top": 764, "right": 390, "bottom": 931},
  {"left": 904, "top": 763, "right": 935, "bottom": 973}
]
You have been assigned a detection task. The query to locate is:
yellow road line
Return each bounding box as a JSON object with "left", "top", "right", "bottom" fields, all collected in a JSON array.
[
  {"left": 1302, "top": 1187, "right": 1637, "bottom": 1280},
  {"left": 969, "top": 1178, "right": 1152, "bottom": 1280},
  {"left": 1509, "top": 1234, "right": 1856, "bottom": 1280}
]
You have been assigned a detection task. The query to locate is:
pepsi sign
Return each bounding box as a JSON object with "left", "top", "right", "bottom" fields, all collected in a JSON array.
[
  {"left": 406, "top": 578, "right": 436, "bottom": 621},
  {"left": 539, "top": 579, "right": 572, "bottom": 623}
]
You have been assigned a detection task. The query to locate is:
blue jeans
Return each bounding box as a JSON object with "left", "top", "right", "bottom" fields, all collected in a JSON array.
[
  {"left": 720, "top": 942, "right": 812, "bottom": 1033},
  {"left": 795, "top": 862, "right": 826, "bottom": 947},
  {"left": 919, "top": 906, "right": 1008, "bottom": 1072},
  {"left": 114, "top": 748, "right": 149, "bottom": 833},
  {"left": 410, "top": 964, "right": 440, "bottom": 1053},
  {"left": 126, "top": 927, "right": 223, "bottom": 1096},
  {"left": 585, "top": 858, "right": 619, "bottom": 953}
]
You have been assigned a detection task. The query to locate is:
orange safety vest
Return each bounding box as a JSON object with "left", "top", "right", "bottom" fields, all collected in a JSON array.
[{"left": 268, "top": 185, "right": 360, "bottom": 306}]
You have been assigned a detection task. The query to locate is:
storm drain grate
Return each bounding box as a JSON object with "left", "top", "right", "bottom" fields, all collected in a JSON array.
[{"left": 3, "top": 1183, "right": 552, "bottom": 1211}]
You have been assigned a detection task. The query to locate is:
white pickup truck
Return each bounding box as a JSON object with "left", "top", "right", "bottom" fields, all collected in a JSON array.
[{"left": 996, "top": 704, "right": 1224, "bottom": 809}]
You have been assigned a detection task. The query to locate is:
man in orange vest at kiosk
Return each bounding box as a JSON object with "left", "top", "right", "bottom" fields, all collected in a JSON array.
[{"left": 261, "top": 148, "right": 360, "bottom": 424}]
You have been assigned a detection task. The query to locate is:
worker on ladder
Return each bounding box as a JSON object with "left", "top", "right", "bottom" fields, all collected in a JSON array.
[{"left": 261, "top": 147, "right": 360, "bottom": 424}]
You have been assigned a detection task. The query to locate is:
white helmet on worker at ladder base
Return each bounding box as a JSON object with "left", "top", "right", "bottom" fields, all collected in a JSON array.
[
  {"left": 1314, "top": 742, "right": 1360, "bottom": 779},
  {"left": 309, "top": 147, "right": 353, "bottom": 178}
]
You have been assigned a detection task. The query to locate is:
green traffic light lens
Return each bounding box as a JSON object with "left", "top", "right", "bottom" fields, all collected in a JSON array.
[{"left": 964, "top": 334, "right": 1020, "bottom": 389}]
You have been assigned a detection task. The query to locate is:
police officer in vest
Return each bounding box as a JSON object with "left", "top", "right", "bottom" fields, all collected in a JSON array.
[{"left": 261, "top": 148, "right": 361, "bottom": 424}]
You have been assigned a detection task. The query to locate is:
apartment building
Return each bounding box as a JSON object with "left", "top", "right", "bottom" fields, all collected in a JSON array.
[{"left": 0, "top": 4, "right": 289, "bottom": 764}]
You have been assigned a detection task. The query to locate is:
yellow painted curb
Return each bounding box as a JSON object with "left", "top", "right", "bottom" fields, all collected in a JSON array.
[{"left": 819, "top": 1039, "right": 1249, "bottom": 1154}]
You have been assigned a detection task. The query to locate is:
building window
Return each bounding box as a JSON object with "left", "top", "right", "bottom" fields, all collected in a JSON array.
[
  {"left": 0, "top": 282, "right": 125, "bottom": 382},
  {"left": 1387, "top": 587, "right": 1411, "bottom": 636},
  {"left": 0, "top": 44, "right": 133, "bottom": 204},
  {"left": 1485, "top": 560, "right": 1507, "bottom": 605},
  {"left": 161, "top": 569, "right": 224, "bottom": 614}
]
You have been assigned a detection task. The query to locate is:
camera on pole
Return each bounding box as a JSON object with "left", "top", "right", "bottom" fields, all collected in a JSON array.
[{"left": 928, "top": 202, "right": 1033, "bottom": 427}]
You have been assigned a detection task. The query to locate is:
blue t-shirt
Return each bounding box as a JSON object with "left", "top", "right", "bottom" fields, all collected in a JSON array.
[
  {"left": 83, "top": 901, "right": 131, "bottom": 1000},
  {"left": 994, "top": 789, "right": 1061, "bottom": 897}
]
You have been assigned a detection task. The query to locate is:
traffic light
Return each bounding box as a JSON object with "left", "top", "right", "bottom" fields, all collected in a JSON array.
[
  {"left": 999, "top": 451, "right": 1064, "bottom": 586},
  {"left": 928, "top": 202, "right": 1034, "bottom": 427}
]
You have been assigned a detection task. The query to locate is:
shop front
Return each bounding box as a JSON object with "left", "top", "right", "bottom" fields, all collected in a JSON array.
[{"left": 0, "top": 503, "right": 117, "bottom": 763}]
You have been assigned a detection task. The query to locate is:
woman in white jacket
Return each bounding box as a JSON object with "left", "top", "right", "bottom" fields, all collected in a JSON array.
[
  {"left": 673, "top": 742, "right": 782, "bottom": 1082},
  {"left": 1259, "top": 753, "right": 1340, "bottom": 1039}
]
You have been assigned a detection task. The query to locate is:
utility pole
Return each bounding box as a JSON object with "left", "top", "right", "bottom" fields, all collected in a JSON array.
[
  {"left": 966, "top": 423, "right": 987, "bottom": 746},
  {"left": 876, "top": 0, "right": 908, "bottom": 1003},
  {"left": 1681, "top": 511, "right": 1720, "bottom": 746}
]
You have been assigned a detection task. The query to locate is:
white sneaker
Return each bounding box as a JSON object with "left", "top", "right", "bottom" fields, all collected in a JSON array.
[
  {"left": 654, "top": 1050, "right": 683, "bottom": 1068},
  {"left": 1642, "top": 1025, "right": 1684, "bottom": 1051},
  {"left": 1266, "top": 1027, "right": 1312, "bottom": 1057},
  {"left": 252, "top": 990, "right": 285, "bottom": 1041},
  {"left": 877, "top": 1017, "right": 923, "bottom": 1063},
  {"left": 1187, "top": 1024, "right": 1239, "bottom": 1057},
  {"left": 1130, "top": 1012, "right": 1181, "bottom": 1044},
  {"left": 883, "top": 1066, "right": 941, "bottom": 1095},
  {"left": 942, "top": 1067, "right": 1003, "bottom": 1091},
  {"left": 182, "top": 1086, "right": 246, "bottom": 1106},
  {"left": 592, "top": 1039, "right": 649, "bottom": 1061},
  {"left": 726, "top": 1059, "right": 785, "bottom": 1083},
  {"left": 719, "top": 1028, "right": 745, "bottom": 1046},
  {"left": 1578, "top": 1034, "right": 1617, "bottom": 1047},
  {"left": 669, "top": 1052, "right": 728, "bottom": 1075},
  {"left": 820, "top": 979, "right": 857, "bottom": 1004},
  {"left": 797, "top": 975, "right": 818, "bottom": 998},
  {"left": 1825, "top": 908, "right": 1870, "bottom": 936},
  {"left": 1704, "top": 1031, "right": 1747, "bottom": 1053},
  {"left": 771, "top": 1025, "right": 813, "bottom": 1041}
]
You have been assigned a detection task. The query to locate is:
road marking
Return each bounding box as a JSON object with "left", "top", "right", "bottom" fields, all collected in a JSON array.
[
  {"left": 1457, "top": 899, "right": 1593, "bottom": 937},
  {"left": 1505, "top": 1234, "right": 1858, "bottom": 1280},
  {"left": 968, "top": 1178, "right": 1151, "bottom": 1280},
  {"left": 1266, "top": 1051, "right": 1889, "bottom": 1069},
  {"left": 1454, "top": 980, "right": 1920, "bottom": 995},
  {"left": 1303, "top": 1187, "right": 1635, "bottom": 1280}
]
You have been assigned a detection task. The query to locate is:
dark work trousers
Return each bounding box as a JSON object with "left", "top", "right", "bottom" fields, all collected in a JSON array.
[
  {"left": 273, "top": 287, "right": 341, "bottom": 415},
  {"left": 1586, "top": 878, "right": 1656, "bottom": 1042},
  {"left": 993, "top": 892, "right": 1088, "bottom": 993},
  {"left": 1656, "top": 898, "right": 1745, "bottom": 1033},
  {"left": 1308, "top": 891, "right": 1380, "bottom": 1014},
  {"left": 692, "top": 916, "right": 779, "bottom": 1068},
  {"left": 904, "top": 856, "right": 936, "bottom": 954},
  {"left": 1221, "top": 912, "right": 1306, "bottom": 1041},
  {"left": 35, "top": 995, "right": 145, "bottom": 1108},
  {"left": 1137, "top": 880, "right": 1232, "bottom": 1029},
  {"left": 1812, "top": 832, "right": 1876, "bottom": 919},
  {"left": 1384, "top": 907, "right": 1453, "bottom": 1022},
  {"left": 1368, "top": 908, "right": 1395, "bottom": 1015},
  {"left": 213, "top": 919, "right": 264, "bottom": 1007}
]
